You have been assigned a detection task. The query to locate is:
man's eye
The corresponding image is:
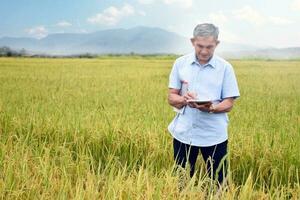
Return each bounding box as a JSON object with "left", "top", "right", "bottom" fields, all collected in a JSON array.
[{"left": 197, "top": 45, "right": 214, "bottom": 50}]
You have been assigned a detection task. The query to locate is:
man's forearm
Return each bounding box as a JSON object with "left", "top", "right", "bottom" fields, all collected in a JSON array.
[
  {"left": 168, "top": 93, "right": 186, "bottom": 109},
  {"left": 212, "top": 99, "right": 234, "bottom": 113}
]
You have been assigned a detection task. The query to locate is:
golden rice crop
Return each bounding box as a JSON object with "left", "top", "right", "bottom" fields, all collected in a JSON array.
[{"left": 0, "top": 57, "right": 299, "bottom": 199}]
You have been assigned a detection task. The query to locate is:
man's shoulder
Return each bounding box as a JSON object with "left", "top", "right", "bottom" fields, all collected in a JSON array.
[
  {"left": 173, "top": 52, "right": 194, "bottom": 66},
  {"left": 213, "top": 55, "right": 230, "bottom": 65},
  {"left": 213, "top": 55, "right": 233, "bottom": 69}
]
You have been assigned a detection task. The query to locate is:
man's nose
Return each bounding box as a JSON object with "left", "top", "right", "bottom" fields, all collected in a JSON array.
[{"left": 200, "top": 48, "right": 209, "bottom": 55}]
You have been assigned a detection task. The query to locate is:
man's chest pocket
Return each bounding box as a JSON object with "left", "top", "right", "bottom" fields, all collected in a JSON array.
[{"left": 193, "top": 73, "right": 223, "bottom": 99}]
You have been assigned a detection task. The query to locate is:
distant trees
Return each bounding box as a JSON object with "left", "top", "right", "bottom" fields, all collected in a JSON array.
[
  {"left": 0, "top": 46, "right": 98, "bottom": 58},
  {"left": 0, "top": 46, "right": 27, "bottom": 57},
  {"left": 0, "top": 46, "right": 179, "bottom": 58}
]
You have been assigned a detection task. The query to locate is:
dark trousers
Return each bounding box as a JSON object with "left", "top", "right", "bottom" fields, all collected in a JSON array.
[{"left": 173, "top": 137, "right": 228, "bottom": 184}]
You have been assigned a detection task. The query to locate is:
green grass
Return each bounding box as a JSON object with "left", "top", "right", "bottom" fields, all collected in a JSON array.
[{"left": 0, "top": 57, "right": 299, "bottom": 199}]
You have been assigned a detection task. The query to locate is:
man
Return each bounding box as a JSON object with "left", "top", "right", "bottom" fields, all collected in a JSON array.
[{"left": 167, "top": 23, "right": 240, "bottom": 188}]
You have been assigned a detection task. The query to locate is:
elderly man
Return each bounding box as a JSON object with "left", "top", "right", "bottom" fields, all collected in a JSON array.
[{"left": 167, "top": 23, "right": 240, "bottom": 187}]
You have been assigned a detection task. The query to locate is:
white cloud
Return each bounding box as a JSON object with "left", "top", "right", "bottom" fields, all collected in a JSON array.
[
  {"left": 269, "top": 16, "right": 293, "bottom": 25},
  {"left": 164, "top": 0, "right": 193, "bottom": 8},
  {"left": 78, "top": 29, "right": 88, "bottom": 33},
  {"left": 138, "top": 0, "right": 193, "bottom": 8},
  {"left": 138, "top": 0, "right": 155, "bottom": 4},
  {"left": 56, "top": 21, "right": 72, "bottom": 27},
  {"left": 290, "top": 0, "right": 300, "bottom": 11},
  {"left": 209, "top": 12, "right": 228, "bottom": 25},
  {"left": 138, "top": 10, "right": 146, "bottom": 16},
  {"left": 25, "top": 26, "right": 48, "bottom": 39},
  {"left": 205, "top": 12, "right": 241, "bottom": 43},
  {"left": 87, "top": 4, "right": 135, "bottom": 25},
  {"left": 233, "top": 6, "right": 266, "bottom": 26},
  {"left": 219, "top": 29, "right": 243, "bottom": 43},
  {"left": 52, "top": 30, "right": 65, "bottom": 34},
  {"left": 233, "top": 6, "right": 294, "bottom": 26}
]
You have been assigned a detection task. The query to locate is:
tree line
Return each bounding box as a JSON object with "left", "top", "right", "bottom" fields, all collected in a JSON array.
[{"left": 0, "top": 46, "right": 27, "bottom": 57}]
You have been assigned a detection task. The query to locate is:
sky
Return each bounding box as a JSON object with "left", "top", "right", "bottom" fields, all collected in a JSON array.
[{"left": 0, "top": 0, "right": 300, "bottom": 48}]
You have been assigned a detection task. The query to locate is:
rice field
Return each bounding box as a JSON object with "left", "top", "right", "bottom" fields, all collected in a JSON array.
[{"left": 0, "top": 57, "right": 299, "bottom": 199}]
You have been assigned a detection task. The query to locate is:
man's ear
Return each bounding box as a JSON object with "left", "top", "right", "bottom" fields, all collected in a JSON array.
[
  {"left": 190, "top": 38, "right": 195, "bottom": 45},
  {"left": 216, "top": 40, "right": 220, "bottom": 46}
]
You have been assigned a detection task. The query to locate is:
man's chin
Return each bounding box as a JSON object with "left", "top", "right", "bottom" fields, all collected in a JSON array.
[
  {"left": 196, "top": 54, "right": 212, "bottom": 63},
  {"left": 199, "top": 57, "right": 210, "bottom": 62}
]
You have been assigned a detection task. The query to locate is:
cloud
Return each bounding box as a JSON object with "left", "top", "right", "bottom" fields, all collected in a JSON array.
[
  {"left": 164, "top": 0, "right": 193, "bottom": 8},
  {"left": 206, "top": 12, "right": 242, "bottom": 43},
  {"left": 56, "top": 21, "right": 72, "bottom": 27},
  {"left": 25, "top": 26, "right": 48, "bottom": 39},
  {"left": 209, "top": 12, "right": 229, "bottom": 25},
  {"left": 138, "top": 0, "right": 155, "bottom": 4},
  {"left": 219, "top": 29, "right": 243, "bottom": 43},
  {"left": 290, "top": 0, "right": 300, "bottom": 11},
  {"left": 138, "top": 0, "right": 193, "bottom": 8},
  {"left": 268, "top": 16, "right": 293, "bottom": 25},
  {"left": 78, "top": 29, "right": 88, "bottom": 33},
  {"left": 233, "top": 6, "right": 294, "bottom": 26},
  {"left": 137, "top": 10, "right": 146, "bottom": 16},
  {"left": 233, "top": 6, "right": 266, "bottom": 26},
  {"left": 87, "top": 4, "right": 135, "bottom": 25}
]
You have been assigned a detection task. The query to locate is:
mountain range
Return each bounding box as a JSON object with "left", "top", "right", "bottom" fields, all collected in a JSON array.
[{"left": 0, "top": 26, "right": 299, "bottom": 59}]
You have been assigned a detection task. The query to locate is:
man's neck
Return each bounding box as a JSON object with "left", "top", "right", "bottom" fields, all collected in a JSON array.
[{"left": 196, "top": 55, "right": 213, "bottom": 65}]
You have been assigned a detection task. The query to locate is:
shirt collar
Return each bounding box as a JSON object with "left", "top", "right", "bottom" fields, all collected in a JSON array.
[{"left": 190, "top": 52, "right": 216, "bottom": 68}]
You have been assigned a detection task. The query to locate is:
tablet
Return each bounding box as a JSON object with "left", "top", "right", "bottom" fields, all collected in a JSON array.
[{"left": 186, "top": 99, "right": 212, "bottom": 105}]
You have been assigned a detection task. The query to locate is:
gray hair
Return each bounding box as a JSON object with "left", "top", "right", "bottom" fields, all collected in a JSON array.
[{"left": 193, "top": 23, "right": 219, "bottom": 40}]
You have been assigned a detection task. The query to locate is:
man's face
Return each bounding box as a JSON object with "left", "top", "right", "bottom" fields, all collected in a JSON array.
[{"left": 191, "top": 36, "right": 219, "bottom": 64}]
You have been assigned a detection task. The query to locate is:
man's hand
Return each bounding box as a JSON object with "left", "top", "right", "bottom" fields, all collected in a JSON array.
[
  {"left": 182, "top": 92, "right": 212, "bottom": 112},
  {"left": 183, "top": 92, "right": 197, "bottom": 102},
  {"left": 168, "top": 89, "right": 188, "bottom": 109},
  {"left": 189, "top": 101, "right": 212, "bottom": 112}
]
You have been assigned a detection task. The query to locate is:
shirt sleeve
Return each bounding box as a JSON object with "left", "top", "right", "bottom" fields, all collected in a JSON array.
[
  {"left": 221, "top": 64, "right": 240, "bottom": 99},
  {"left": 168, "top": 60, "right": 181, "bottom": 89}
]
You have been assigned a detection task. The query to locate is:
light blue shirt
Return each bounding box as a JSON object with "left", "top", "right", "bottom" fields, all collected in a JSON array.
[{"left": 168, "top": 52, "right": 240, "bottom": 147}]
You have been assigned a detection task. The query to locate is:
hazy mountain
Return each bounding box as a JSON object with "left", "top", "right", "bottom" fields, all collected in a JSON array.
[
  {"left": 0, "top": 26, "right": 192, "bottom": 55},
  {"left": 0, "top": 26, "right": 299, "bottom": 58},
  {"left": 218, "top": 47, "right": 300, "bottom": 59},
  {"left": 0, "top": 36, "right": 38, "bottom": 51}
]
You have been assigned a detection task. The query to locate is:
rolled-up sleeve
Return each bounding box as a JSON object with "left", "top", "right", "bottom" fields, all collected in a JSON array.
[
  {"left": 221, "top": 64, "right": 240, "bottom": 99},
  {"left": 168, "top": 60, "right": 181, "bottom": 89}
]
